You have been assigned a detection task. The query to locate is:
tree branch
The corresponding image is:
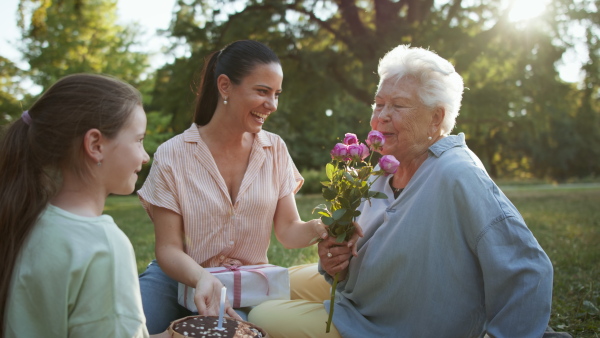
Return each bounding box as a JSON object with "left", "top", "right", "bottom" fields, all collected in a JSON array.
[
  {"left": 220, "top": 3, "right": 354, "bottom": 48},
  {"left": 329, "top": 58, "right": 372, "bottom": 105},
  {"left": 335, "top": 0, "right": 368, "bottom": 39},
  {"left": 374, "top": 0, "right": 404, "bottom": 35},
  {"left": 446, "top": 0, "right": 463, "bottom": 23}
]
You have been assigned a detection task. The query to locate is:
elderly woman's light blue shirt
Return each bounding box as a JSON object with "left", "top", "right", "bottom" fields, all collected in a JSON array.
[{"left": 320, "top": 133, "right": 553, "bottom": 338}]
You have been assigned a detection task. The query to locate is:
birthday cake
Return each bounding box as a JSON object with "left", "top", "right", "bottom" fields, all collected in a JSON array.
[{"left": 168, "top": 315, "right": 268, "bottom": 338}]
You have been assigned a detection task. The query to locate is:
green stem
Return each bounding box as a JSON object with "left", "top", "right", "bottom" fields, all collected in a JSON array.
[{"left": 326, "top": 272, "right": 339, "bottom": 333}]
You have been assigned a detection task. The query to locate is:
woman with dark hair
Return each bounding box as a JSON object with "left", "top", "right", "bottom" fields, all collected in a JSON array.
[
  {"left": 137, "top": 40, "right": 335, "bottom": 334},
  {"left": 0, "top": 74, "right": 158, "bottom": 337}
]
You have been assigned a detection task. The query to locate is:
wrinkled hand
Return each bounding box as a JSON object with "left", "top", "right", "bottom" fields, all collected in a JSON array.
[
  {"left": 346, "top": 222, "right": 364, "bottom": 257},
  {"left": 193, "top": 270, "right": 242, "bottom": 320},
  {"left": 318, "top": 222, "right": 364, "bottom": 280}
]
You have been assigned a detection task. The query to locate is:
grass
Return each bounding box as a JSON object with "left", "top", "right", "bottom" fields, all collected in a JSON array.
[{"left": 106, "top": 185, "right": 600, "bottom": 337}]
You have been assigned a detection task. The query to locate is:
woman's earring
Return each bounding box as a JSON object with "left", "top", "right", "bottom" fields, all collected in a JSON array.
[
  {"left": 428, "top": 136, "right": 432, "bottom": 140},
  {"left": 224, "top": 97, "right": 228, "bottom": 105},
  {"left": 97, "top": 162, "right": 102, "bottom": 167}
]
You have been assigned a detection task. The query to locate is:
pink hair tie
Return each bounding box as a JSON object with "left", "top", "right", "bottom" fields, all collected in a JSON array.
[{"left": 21, "top": 110, "right": 32, "bottom": 125}]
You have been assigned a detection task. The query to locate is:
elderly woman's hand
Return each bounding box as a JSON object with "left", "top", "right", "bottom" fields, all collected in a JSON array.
[{"left": 318, "top": 222, "right": 363, "bottom": 280}]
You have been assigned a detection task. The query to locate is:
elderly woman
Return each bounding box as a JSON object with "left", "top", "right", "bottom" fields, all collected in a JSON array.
[{"left": 248, "top": 45, "right": 554, "bottom": 337}]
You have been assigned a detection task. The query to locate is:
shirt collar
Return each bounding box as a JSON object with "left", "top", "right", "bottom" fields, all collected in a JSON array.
[
  {"left": 428, "top": 132, "right": 466, "bottom": 158},
  {"left": 183, "top": 123, "right": 273, "bottom": 148}
]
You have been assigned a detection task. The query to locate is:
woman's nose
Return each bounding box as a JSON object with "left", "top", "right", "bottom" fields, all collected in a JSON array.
[
  {"left": 378, "top": 106, "right": 392, "bottom": 122},
  {"left": 264, "top": 96, "right": 277, "bottom": 112}
]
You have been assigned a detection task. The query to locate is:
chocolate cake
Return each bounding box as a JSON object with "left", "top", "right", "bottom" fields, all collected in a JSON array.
[{"left": 168, "top": 315, "right": 268, "bottom": 338}]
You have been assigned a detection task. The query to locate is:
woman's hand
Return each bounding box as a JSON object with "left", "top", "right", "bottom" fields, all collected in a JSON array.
[
  {"left": 193, "top": 270, "right": 242, "bottom": 320},
  {"left": 318, "top": 222, "right": 363, "bottom": 280},
  {"left": 346, "top": 222, "right": 364, "bottom": 257},
  {"left": 319, "top": 237, "right": 352, "bottom": 280},
  {"left": 312, "top": 218, "right": 329, "bottom": 242}
]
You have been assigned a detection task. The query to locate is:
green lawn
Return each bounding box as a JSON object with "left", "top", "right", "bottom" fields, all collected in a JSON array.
[{"left": 106, "top": 185, "right": 600, "bottom": 337}]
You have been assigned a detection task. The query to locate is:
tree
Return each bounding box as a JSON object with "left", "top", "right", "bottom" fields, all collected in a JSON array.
[
  {"left": 17, "top": 0, "right": 150, "bottom": 91},
  {"left": 0, "top": 57, "right": 29, "bottom": 124},
  {"left": 154, "top": 0, "right": 598, "bottom": 178}
]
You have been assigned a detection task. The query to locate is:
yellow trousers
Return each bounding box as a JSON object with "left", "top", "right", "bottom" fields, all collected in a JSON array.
[{"left": 249, "top": 263, "right": 342, "bottom": 337}]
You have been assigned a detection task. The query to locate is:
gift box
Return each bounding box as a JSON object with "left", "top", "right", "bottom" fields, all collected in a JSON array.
[{"left": 178, "top": 264, "right": 290, "bottom": 311}]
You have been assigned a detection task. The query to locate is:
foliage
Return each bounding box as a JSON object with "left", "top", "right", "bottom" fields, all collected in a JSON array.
[
  {"left": 147, "top": 0, "right": 600, "bottom": 179},
  {"left": 16, "top": 0, "right": 150, "bottom": 91},
  {"left": 2, "top": 0, "right": 599, "bottom": 180},
  {"left": 0, "top": 57, "right": 29, "bottom": 124},
  {"left": 298, "top": 168, "right": 327, "bottom": 194},
  {"left": 111, "top": 183, "right": 600, "bottom": 337},
  {"left": 135, "top": 110, "right": 176, "bottom": 190}
]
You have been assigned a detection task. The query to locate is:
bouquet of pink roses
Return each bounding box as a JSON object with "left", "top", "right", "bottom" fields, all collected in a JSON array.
[{"left": 313, "top": 131, "right": 399, "bottom": 332}]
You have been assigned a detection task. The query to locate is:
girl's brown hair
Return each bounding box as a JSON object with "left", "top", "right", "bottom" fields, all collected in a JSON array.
[{"left": 0, "top": 73, "right": 142, "bottom": 330}]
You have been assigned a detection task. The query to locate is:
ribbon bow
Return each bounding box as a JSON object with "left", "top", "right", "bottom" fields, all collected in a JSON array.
[{"left": 210, "top": 264, "right": 274, "bottom": 308}]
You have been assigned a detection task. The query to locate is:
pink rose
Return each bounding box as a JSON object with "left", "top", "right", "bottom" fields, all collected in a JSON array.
[
  {"left": 359, "top": 143, "right": 370, "bottom": 160},
  {"left": 366, "top": 130, "right": 385, "bottom": 151},
  {"left": 347, "top": 144, "right": 362, "bottom": 161},
  {"left": 343, "top": 133, "right": 359, "bottom": 145},
  {"left": 379, "top": 155, "right": 400, "bottom": 175},
  {"left": 330, "top": 143, "right": 348, "bottom": 161}
]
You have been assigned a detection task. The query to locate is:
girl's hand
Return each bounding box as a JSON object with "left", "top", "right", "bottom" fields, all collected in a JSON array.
[{"left": 193, "top": 270, "right": 242, "bottom": 320}]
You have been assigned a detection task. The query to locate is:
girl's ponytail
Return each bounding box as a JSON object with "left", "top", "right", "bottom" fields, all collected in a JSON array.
[
  {"left": 0, "top": 73, "right": 142, "bottom": 331},
  {"left": 0, "top": 117, "right": 56, "bottom": 331}
]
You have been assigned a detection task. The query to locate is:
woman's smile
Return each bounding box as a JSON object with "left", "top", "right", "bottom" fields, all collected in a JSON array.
[{"left": 251, "top": 111, "right": 269, "bottom": 123}]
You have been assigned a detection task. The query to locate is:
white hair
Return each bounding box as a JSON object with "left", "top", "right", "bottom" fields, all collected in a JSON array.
[{"left": 377, "top": 45, "right": 464, "bottom": 134}]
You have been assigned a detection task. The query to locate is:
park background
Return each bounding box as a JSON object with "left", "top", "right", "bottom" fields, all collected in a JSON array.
[{"left": 1, "top": 0, "right": 599, "bottom": 336}]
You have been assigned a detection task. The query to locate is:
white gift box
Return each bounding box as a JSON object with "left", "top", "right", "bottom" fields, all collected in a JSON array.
[{"left": 178, "top": 264, "right": 290, "bottom": 311}]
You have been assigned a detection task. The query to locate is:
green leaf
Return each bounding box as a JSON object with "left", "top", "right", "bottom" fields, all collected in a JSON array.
[
  {"left": 326, "top": 163, "right": 335, "bottom": 180},
  {"left": 358, "top": 166, "right": 372, "bottom": 180},
  {"left": 321, "top": 216, "right": 334, "bottom": 226},
  {"left": 338, "top": 197, "right": 351, "bottom": 209},
  {"left": 336, "top": 233, "right": 347, "bottom": 243},
  {"left": 372, "top": 191, "right": 388, "bottom": 199},
  {"left": 332, "top": 208, "right": 347, "bottom": 220},
  {"left": 323, "top": 187, "right": 337, "bottom": 200},
  {"left": 312, "top": 203, "right": 329, "bottom": 215}
]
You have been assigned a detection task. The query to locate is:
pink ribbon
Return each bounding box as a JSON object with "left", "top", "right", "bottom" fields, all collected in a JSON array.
[
  {"left": 184, "top": 264, "right": 274, "bottom": 309},
  {"left": 211, "top": 264, "right": 273, "bottom": 308}
]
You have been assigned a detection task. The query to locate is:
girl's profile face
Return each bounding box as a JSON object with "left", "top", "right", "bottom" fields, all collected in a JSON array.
[
  {"left": 101, "top": 105, "right": 150, "bottom": 195},
  {"left": 226, "top": 62, "right": 283, "bottom": 134}
]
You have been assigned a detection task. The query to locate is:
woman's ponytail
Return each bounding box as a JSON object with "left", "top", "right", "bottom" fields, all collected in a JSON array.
[{"left": 194, "top": 51, "right": 221, "bottom": 126}]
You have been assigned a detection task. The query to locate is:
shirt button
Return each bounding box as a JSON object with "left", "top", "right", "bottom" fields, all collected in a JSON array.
[{"left": 220, "top": 255, "right": 225, "bottom": 260}]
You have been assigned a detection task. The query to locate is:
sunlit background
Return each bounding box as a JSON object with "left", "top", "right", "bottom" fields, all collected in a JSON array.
[{"left": 0, "top": 0, "right": 590, "bottom": 97}]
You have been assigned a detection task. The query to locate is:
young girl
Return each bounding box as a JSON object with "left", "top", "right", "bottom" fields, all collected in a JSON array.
[{"left": 0, "top": 74, "right": 156, "bottom": 337}]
